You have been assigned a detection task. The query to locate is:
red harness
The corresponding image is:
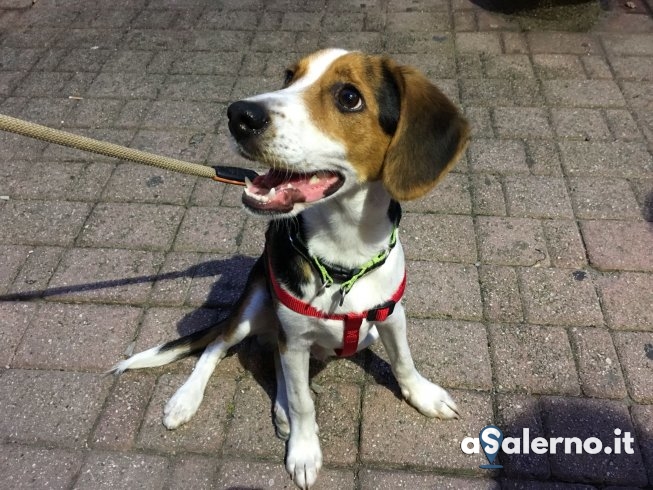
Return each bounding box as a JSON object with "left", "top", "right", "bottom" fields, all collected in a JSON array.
[{"left": 267, "top": 258, "right": 406, "bottom": 357}]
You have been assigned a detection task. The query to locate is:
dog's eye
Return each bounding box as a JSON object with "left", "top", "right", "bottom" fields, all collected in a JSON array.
[
  {"left": 283, "top": 69, "right": 294, "bottom": 87},
  {"left": 335, "top": 85, "right": 364, "bottom": 112}
]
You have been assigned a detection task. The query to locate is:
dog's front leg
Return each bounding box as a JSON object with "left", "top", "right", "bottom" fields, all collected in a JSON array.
[
  {"left": 376, "top": 303, "right": 459, "bottom": 419},
  {"left": 278, "top": 343, "right": 322, "bottom": 490}
]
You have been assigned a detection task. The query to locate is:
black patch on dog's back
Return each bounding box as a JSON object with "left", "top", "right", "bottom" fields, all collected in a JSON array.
[{"left": 376, "top": 62, "right": 401, "bottom": 136}]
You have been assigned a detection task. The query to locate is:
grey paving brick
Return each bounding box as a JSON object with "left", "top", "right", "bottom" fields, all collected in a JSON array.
[
  {"left": 552, "top": 108, "right": 611, "bottom": 140},
  {"left": 48, "top": 247, "right": 164, "bottom": 304},
  {"left": 169, "top": 455, "right": 217, "bottom": 490},
  {"left": 469, "top": 139, "right": 529, "bottom": 174},
  {"left": 479, "top": 265, "right": 523, "bottom": 322},
  {"left": 0, "top": 301, "right": 37, "bottom": 366},
  {"left": 454, "top": 11, "right": 476, "bottom": 32},
  {"left": 542, "top": 220, "right": 587, "bottom": 269},
  {"left": 0, "top": 369, "right": 112, "bottom": 447},
  {"left": 484, "top": 54, "right": 535, "bottom": 79},
  {"left": 130, "top": 129, "right": 215, "bottom": 164},
  {"left": 75, "top": 451, "right": 170, "bottom": 490},
  {"left": 559, "top": 141, "right": 653, "bottom": 178},
  {"left": 405, "top": 261, "right": 482, "bottom": 320},
  {"left": 612, "top": 331, "right": 653, "bottom": 403},
  {"left": 78, "top": 202, "right": 184, "bottom": 251},
  {"left": 316, "top": 383, "right": 361, "bottom": 465},
  {"left": 148, "top": 251, "right": 201, "bottom": 306},
  {"left": 532, "top": 54, "right": 586, "bottom": 79},
  {"left": 543, "top": 79, "right": 626, "bottom": 108},
  {"left": 602, "top": 33, "right": 653, "bottom": 56},
  {"left": 456, "top": 32, "right": 502, "bottom": 53},
  {"left": 502, "top": 31, "right": 528, "bottom": 54},
  {"left": 494, "top": 107, "right": 553, "bottom": 139},
  {"left": 461, "top": 78, "right": 543, "bottom": 107},
  {"left": 361, "top": 386, "right": 493, "bottom": 473},
  {"left": 216, "top": 461, "right": 355, "bottom": 490},
  {"left": 402, "top": 214, "right": 477, "bottom": 263},
  {"left": 581, "top": 55, "right": 613, "bottom": 79},
  {"left": 0, "top": 200, "right": 91, "bottom": 246},
  {"left": 187, "top": 253, "right": 256, "bottom": 307},
  {"left": 471, "top": 174, "right": 507, "bottom": 216},
  {"left": 93, "top": 372, "right": 156, "bottom": 450},
  {"left": 598, "top": 272, "right": 653, "bottom": 331},
  {"left": 360, "top": 470, "right": 499, "bottom": 490},
  {"left": 605, "top": 109, "right": 644, "bottom": 141},
  {"left": 173, "top": 206, "right": 243, "bottom": 254},
  {"left": 402, "top": 173, "right": 472, "bottom": 215},
  {"left": 137, "top": 373, "right": 235, "bottom": 452},
  {"left": 477, "top": 216, "right": 549, "bottom": 267},
  {"left": 0, "top": 445, "right": 83, "bottom": 490},
  {"left": 0, "top": 244, "right": 30, "bottom": 295},
  {"left": 527, "top": 32, "right": 600, "bottom": 55},
  {"left": 525, "top": 140, "right": 564, "bottom": 176},
  {"left": 489, "top": 323, "right": 580, "bottom": 395},
  {"left": 569, "top": 177, "right": 642, "bottom": 220},
  {"left": 569, "top": 327, "right": 627, "bottom": 399},
  {"left": 505, "top": 175, "right": 574, "bottom": 219},
  {"left": 630, "top": 404, "right": 653, "bottom": 484},
  {"left": 540, "top": 397, "right": 648, "bottom": 486},
  {"left": 519, "top": 267, "right": 604, "bottom": 326},
  {"left": 581, "top": 220, "right": 653, "bottom": 272},
  {"left": 13, "top": 302, "right": 141, "bottom": 371}
]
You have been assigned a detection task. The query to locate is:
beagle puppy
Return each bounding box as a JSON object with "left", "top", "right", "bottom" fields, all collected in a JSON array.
[{"left": 114, "top": 48, "right": 469, "bottom": 489}]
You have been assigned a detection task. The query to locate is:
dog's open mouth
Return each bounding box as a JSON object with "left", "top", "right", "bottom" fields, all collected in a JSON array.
[{"left": 242, "top": 169, "right": 344, "bottom": 214}]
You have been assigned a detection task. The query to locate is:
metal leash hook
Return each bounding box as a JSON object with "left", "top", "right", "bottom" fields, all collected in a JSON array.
[{"left": 0, "top": 113, "right": 259, "bottom": 186}]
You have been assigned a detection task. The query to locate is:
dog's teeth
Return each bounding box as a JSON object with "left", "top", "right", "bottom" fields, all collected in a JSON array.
[
  {"left": 286, "top": 183, "right": 294, "bottom": 189},
  {"left": 269, "top": 187, "right": 276, "bottom": 198},
  {"left": 309, "top": 175, "right": 320, "bottom": 185},
  {"left": 244, "top": 176, "right": 253, "bottom": 188}
]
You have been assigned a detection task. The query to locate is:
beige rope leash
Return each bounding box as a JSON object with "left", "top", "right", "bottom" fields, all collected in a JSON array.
[{"left": 0, "top": 113, "right": 257, "bottom": 185}]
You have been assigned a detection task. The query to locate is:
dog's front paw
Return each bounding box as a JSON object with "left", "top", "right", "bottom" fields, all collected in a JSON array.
[
  {"left": 163, "top": 384, "right": 203, "bottom": 429},
  {"left": 401, "top": 374, "right": 459, "bottom": 419},
  {"left": 286, "top": 432, "right": 322, "bottom": 490}
]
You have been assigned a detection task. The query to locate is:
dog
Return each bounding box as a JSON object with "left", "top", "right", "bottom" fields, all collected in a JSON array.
[{"left": 113, "top": 48, "right": 469, "bottom": 489}]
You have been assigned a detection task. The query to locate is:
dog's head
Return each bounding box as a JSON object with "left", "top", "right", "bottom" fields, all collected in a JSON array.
[{"left": 228, "top": 48, "right": 469, "bottom": 217}]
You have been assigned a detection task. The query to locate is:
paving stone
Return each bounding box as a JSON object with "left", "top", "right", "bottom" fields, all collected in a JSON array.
[
  {"left": 610, "top": 56, "right": 653, "bottom": 81},
  {"left": 315, "top": 383, "right": 360, "bottom": 465},
  {"left": 169, "top": 455, "right": 218, "bottom": 490},
  {"left": 502, "top": 31, "right": 529, "bottom": 54},
  {"left": 456, "top": 32, "right": 502, "bottom": 53},
  {"left": 13, "top": 302, "right": 141, "bottom": 371},
  {"left": 477, "top": 216, "right": 549, "bottom": 267},
  {"left": 75, "top": 451, "right": 170, "bottom": 490},
  {"left": 464, "top": 106, "right": 494, "bottom": 138},
  {"left": 405, "top": 319, "right": 493, "bottom": 391},
  {"left": 495, "top": 394, "right": 549, "bottom": 479},
  {"left": 630, "top": 404, "right": 653, "bottom": 484},
  {"left": 137, "top": 373, "right": 235, "bottom": 452},
  {"left": 573, "top": 178, "right": 641, "bottom": 220},
  {"left": 0, "top": 301, "right": 37, "bottom": 366},
  {"left": 186, "top": 253, "right": 256, "bottom": 307},
  {"left": 504, "top": 175, "right": 574, "bottom": 219},
  {"left": 93, "top": 372, "right": 157, "bottom": 451},
  {"left": 0, "top": 200, "right": 91, "bottom": 246},
  {"left": 130, "top": 129, "right": 215, "bottom": 164},
  {"left": 612, "top": 331, "right": 653, "bottom": 403},
  {"left": 525, "top": 140, "right": 564, "bottom": 176},
  {"left": 569, "top": 327, "right": 627, "bottom": 399},
  {"left": 453, "top": 11, "right": 476, "bottom": 32},
  {"left": 224, "top": 375, "right": 284, "bottom": 459},
  {"left": 484, "top": 54, "right": 535, "bottom": 79},
  {"left": 581, "top": 220, "right": 653, "bottom": 272},
  {"left": 605, "top": 109, "right": 644, "bottom": 141},
  {"left": 401, "top": 214, "right": 477, "bottom": 263},
  {"left": 0, "top": 245, "right": 30, "bottom": 295},
  {"left": 479, "top": 265, "right": 523, "bottom": 322},
  {"left": 532, "top": 54, "right": 586, "bottom": 79},
  {"left": 361, "top": 386, "right": 493, "bottom": 474},
  {"left": 559, "top": 141, "right": 653, "bottom": 178},
  {"left": 78, "top": 202, "right": 184, "bottom": 251},
  {"left": 42, "top": 128, "right": 135, "bottom": 162},
  {"left": 173, "top": 206, "right": 243, "bottom": 254},
  {"left": 0, "top": 369, "right": 112, "bottom": 447},
  {"left": 581, "top": 55, "right": 613, "bottom": 79},
  {"left": 405, "top": 261, "right": 482, "bottom": 321},
  {"left": 597, "top": 272, "right": 653, "bottom": 331},
  {"left": 519, "top": 267, "right": 603, "bottom": 326},
  {"left": 0, "top": 445, "right": 83, "bottom": 490},
  {"left": 149, "top": 251, "right": 201, "bottom": 306},
  {"left": 543, "top": 79, "right": 626, "bottom": 108},
  {"left": 402, "top": 173, "right": 472, "bottom": 215},
  {"left": 48, "top": 247, "right": 165, "bottom": 304},
  {"left": 494, "top": 107, "right": 553, "bottom": 139},
  {"left": 310, "top": 351, "right": 367, "bottom": 385},
  {"left": 360, "top": 470, "right": 499, "bottom": 489},
  {"left": 102, "top": 163, "right": 196, "bottom": 205},
  {"left": 552, "top": 108, "right": 611, "bottom": 140},
  {"left": 542, "top": 220, "right": 587, "bottom": 269},
  {"left": 527, "top": 32, "right": 600, "bottom": 55},
  {"left": 461, "top": 78, "right": 542, "bottom": 107},
  {"left": 602, "top": 33, "right": 653, "bottom": 56},
  {"left": 489, "top": 323, "right": 579, "bottom": 395},
  {"left": 540, "top": 397, "right": 648, "bottom": 486},
  {"left": 216, "top": 460, "right": 355, "bottom": 490},
  {"left": 469, "top": 139, "right": 529, "bottom": 174},
  {"left": 471, "top": 174, "right": 507, "bottom": 216}
]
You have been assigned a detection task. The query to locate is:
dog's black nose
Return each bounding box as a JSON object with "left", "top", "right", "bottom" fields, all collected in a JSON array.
[{"left": 227, "top": 101, "right": 270, "bottom": 141}]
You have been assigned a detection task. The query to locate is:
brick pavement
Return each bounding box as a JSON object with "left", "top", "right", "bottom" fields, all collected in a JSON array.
[{"left": 0, "top": 0, "right": 652, "bottom": 488}]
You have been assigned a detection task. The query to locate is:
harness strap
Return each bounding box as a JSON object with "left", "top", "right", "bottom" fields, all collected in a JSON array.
[{"left": 267, "top": 255, "right": 406, "bottom": 357}]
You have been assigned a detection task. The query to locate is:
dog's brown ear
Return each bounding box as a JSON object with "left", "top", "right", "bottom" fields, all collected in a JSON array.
[{"left": 381, "top": 61, "right": 469, "bottom": 201}]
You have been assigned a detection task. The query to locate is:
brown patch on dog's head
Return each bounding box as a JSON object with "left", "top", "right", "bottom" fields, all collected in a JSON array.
[{"left": 295, "top": 51, "right": 469, "bottom": 201}]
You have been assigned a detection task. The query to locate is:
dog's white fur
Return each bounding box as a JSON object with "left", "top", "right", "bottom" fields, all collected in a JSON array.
[{"left": 115, "top": 48, "right": 467, "bottom": 489}]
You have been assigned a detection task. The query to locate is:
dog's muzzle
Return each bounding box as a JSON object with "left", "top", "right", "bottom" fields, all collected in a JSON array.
[{"left": 227, "top": 100, "right": 270, "bottom": 142}]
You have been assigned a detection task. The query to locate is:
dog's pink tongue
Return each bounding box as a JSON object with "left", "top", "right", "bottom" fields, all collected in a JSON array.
[{"left": 243, "top": 170, "right": 341, "bottom": 212}]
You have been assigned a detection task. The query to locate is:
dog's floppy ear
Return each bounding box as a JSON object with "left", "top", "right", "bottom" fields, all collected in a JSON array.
[{"left": 381, "top": 60, "right": 469, "bottom": 201}]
